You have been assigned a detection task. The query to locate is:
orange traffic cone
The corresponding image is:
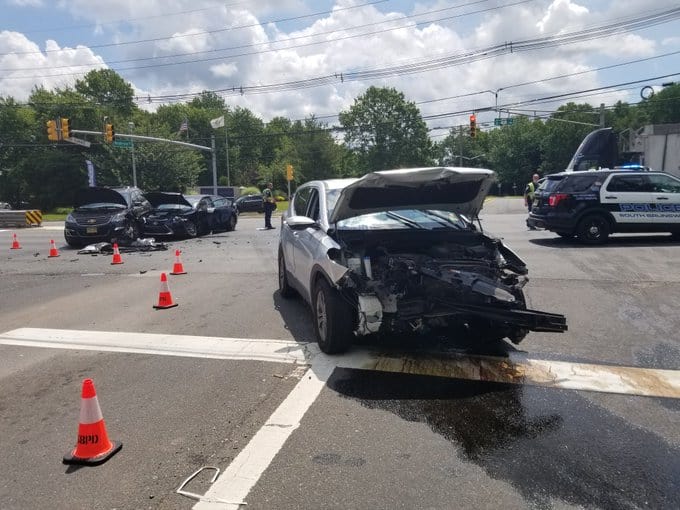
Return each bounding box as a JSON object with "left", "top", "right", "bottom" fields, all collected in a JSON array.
[
  {"left": 48, "top": 239, "right": 60, "bottom": 258},
  {"left": 10, "top": 233, "right": 21, "bottom": 250},
  {"left": 63, "top": 378, "right": 122, "bottom": 466},
  {"left": 111, "top": 243, "right": 123, "bottom": 265},
  {"left": 170, "top": 249, "right": 187, "bottom": 275},
  {"left": 153, "top": 272, "right": 178, "bottom": 309}
]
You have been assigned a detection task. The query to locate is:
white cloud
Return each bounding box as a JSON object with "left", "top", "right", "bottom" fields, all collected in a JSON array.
[
  {"left": 8, "top": 0, "right": 43, "bottom": 6},
  {"left": 0, "top": 31, "right": 106, "bottom": 99},
  {"left": 1, "top": 0, "right": 678, "bottom": 125}
]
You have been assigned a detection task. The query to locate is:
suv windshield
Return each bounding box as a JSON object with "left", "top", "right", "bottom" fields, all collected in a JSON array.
[{"left": 337, "top": 209, "right": 469, "bottom": 230}]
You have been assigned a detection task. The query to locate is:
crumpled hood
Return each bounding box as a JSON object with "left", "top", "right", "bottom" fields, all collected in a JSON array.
[
  {"left": 144, "top": 192, "right": 192, "bottom": 208},
  {"left": 74, "top": 187, "right": 128, "bottom": 208},
  {"left": 328, "top": 167, "right": 496, "bottom": 224}
]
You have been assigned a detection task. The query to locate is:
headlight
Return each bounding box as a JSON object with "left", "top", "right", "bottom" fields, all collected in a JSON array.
[
  {"left": 65, "top": 213, "right": 75, "bottom": 223},
  {"left": 111, "top": 213, "right": 127, "bottom": 224}
]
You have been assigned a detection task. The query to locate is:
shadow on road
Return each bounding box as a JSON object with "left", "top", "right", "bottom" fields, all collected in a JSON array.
[{"left": 529, "top": 233, "right": 680, "bottom": 248}]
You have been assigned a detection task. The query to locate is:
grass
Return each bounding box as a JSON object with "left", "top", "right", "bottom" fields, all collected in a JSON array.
[{"left": 42, "top": 207, "right": 71, "bottom": 221}]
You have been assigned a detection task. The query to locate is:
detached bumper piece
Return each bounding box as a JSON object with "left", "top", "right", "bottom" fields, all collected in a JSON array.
[{"left": 442, "top": 302, "right": 568, "bottom": 333}]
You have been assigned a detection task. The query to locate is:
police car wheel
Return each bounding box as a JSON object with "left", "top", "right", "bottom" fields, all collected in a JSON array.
[{"left": 577, "top": 214, "right": 610, "bottom": 244}]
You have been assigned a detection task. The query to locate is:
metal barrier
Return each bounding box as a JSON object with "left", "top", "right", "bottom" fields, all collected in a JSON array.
[{"left": 0, "top": 210, "right": 42, "bottom": 227}]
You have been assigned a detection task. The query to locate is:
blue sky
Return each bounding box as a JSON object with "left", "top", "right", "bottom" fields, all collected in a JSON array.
[{"left": 2, "top": 0, "right": 680, "bottom": 134}]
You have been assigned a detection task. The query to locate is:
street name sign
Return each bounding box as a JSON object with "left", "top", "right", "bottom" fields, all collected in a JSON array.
[{"left": 65, "top": 137, "right": 92, "bottom": 148}]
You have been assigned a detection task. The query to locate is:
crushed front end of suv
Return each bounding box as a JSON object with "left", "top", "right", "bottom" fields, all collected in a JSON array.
[{"left": 279, "top": 167, "right": 567, "bottom": 354}]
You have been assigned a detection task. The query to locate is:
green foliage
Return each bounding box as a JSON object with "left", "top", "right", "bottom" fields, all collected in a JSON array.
[
  {"left": 3, "top": 71, "right": 680, "bottom": 208},
  {"left": 339, "top": 86, "right": 432, "bottom": 172},
  {"left": 240, "top": 186, "right": 261, "bottom": 196}
]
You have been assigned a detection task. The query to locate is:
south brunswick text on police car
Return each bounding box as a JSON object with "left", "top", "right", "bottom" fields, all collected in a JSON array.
[{"left": 527, "top": 167, "right": 680, "bottom": 244}]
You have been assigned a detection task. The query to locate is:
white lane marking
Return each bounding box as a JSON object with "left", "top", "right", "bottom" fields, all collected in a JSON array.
[
  {"left": 0, "top": 328, "right": 313, "bottom": 365},
  {"left": 40, "top": 226, "right": 64, "bottom": 231},
  {"left": 1, "top": 328, "right": 679, "bottom": 399},
  {"left": 194, "top": 356, "right": 337, "bottom": 510},
  {"left": 343, "top": 351, "right": 680, "bottom": 400},
  {"left": 3, "top": 328, "right": 680, "bottom": 509}
]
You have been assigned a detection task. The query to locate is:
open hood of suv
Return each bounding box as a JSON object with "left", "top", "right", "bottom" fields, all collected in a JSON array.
[
  {"left": 144, "top": 192, "right": 192, "bottom": 208},
  {"left": 328, "top": 167, "right": 496, "bottom": 224},
  {"left": 74, "top": 187, "right": 128, "bottom": 208}
]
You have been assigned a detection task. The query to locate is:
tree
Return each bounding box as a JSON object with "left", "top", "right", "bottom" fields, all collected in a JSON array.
[
  {"left": 339, "top": 86, "right": 432, "bottom": 173},
  {"left": 642, "top": 83, "right": 680, "bottom": 124},
  {"left": 74, "top": 69, "right": 135, "bottom": 116},
  {"left": 541, "top": 103, "right": 599, "bottom": 174}
]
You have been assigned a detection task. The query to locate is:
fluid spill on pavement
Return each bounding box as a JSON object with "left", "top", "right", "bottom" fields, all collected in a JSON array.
[{"left": 328, "top": 369, "right": 680, "bottom": 510}]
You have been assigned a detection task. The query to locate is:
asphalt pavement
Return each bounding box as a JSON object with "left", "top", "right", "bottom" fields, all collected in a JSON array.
[{"left": 1, "top": 202, "right": 679, "bottom": 510}]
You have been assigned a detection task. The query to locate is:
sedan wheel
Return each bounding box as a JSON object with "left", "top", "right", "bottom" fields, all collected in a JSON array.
[
  {"left": 185, "top": 221, "right": 198, "bottom": 238},
  {"left": 312, "top": 278, "right": 354, "bottom": 354},
  {"left": 226, "top": 215, "right": 237, "bottom": 232}
]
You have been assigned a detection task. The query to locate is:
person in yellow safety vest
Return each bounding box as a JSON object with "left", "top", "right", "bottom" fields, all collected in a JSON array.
[
  {"left": 524, "top": 173, "right": 540, "bottom": 230},
  {"left": 262, "top": 182, "right": 276, "bottom": 230}
]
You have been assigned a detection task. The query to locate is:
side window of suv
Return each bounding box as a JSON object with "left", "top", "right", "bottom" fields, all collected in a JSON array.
[
  {"left": 294, "top": 187, "right": 312, "bottom": 216},
  {"left": 606, "top": 175, "right": 650, "bottom": 193},
  {"left": 560, "top": 174, "right": 601, "bottom": 192},
  {"left": 647, "top": 174, "right": 680, "bottom": 193}
]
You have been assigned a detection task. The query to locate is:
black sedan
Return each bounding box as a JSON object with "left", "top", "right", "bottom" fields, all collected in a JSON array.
[
  {"left": 64, "top": 187, "right": 152, "bottom": 247},
  {"left": 234, "top": 194, "right": 265, "bottom": 213},
  {"left": 141, "top": 193, "right": 238, "bottom": 238}
]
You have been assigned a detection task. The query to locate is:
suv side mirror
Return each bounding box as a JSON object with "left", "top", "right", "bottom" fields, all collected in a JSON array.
[{"left": 285, "top": 215, "right": 318, "bottom": 230}]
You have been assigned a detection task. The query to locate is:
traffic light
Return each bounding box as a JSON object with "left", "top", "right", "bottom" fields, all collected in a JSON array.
[
  {"left": 60, "top": 118, "right": 70, "bottom": 139},
  {"left": 46, "top": 120, "right": 59, "bottom": 141},
  {"left": 286, "top": 164, "right": 294, "bottom": 181},
  {"left": 469, "top": 114, "right": 477, "bottom": 138},
  {"left": 104, "top": 123, "right": 114, "bottom": 143}
]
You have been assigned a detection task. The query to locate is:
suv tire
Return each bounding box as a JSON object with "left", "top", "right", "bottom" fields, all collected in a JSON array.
[
  {"left": 577, "top": 214, "right": 610, "bottom": 244},
  {"left": 312, "top": 277, "right": 354, "bottom": 354},
  {"left": 278, "top": 248, "right": 296, "bottom": 299}
]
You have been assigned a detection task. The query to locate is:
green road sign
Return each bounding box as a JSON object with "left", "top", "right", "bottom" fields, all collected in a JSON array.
[
  {"left": 494, "top": 118, "right": 514, "bottom": 126},
  {"left": 113, "top": 140, "right": 132, "bottom": 148}
]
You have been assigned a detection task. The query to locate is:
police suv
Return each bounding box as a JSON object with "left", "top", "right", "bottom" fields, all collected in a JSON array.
[{"left": 527, "top": 167, "right": 680, "bottom": 243}]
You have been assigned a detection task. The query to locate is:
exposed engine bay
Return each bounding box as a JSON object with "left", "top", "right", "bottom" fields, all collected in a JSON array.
[{"left": 332, "top": 229, "right": 567, "bottom": 344}]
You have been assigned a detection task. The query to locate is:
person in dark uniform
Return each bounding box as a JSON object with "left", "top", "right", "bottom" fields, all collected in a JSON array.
[{"left": 262, "top": 182, "right": 276, "bottom": 229}]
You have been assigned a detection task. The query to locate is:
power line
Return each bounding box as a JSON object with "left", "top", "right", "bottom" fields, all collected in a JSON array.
[
  {"left": 2, "top": 0, "right": 521, "bottom": 76},
  {"left": 1, "top": 0, "right": 391, "bottom": 57}
]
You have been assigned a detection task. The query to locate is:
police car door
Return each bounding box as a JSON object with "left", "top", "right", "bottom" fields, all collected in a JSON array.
[
  {"left": 646, "top": 173, "right": 680, "bottom": 227},
  {"left": 601, "top": 173, "right": 656, "bottom": 228}
]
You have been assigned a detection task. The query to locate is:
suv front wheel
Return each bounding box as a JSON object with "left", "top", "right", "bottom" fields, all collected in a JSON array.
[
  {"left": 577, "top": 214, "right": 610, "bottom": 244},
  {"left": 312, "top": 278, "right": 354, "bottom": 354}
]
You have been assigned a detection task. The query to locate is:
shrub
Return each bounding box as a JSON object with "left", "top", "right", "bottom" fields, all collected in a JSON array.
[{"left": 240, "top": 186, "right": 260, "bottom": 196}]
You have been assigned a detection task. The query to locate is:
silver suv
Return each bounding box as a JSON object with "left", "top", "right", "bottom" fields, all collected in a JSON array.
[{"left": 278, "top": 167, "right": 567, "bottom": 354}]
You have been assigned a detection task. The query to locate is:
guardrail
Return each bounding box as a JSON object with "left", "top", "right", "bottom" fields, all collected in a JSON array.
[{"left": 0, "top": 210, "right": 43, "bottom": 227}]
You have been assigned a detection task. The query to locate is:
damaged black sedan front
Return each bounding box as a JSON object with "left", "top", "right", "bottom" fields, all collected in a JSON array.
[{"left": 279, "top": 167, "right": 567, "bottom": 354}]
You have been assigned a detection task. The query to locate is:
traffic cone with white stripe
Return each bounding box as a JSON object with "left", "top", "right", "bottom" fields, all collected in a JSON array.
[
  {"left": 170, "top": 249, "right": 186, "bottom": 275},
  {"left": 63, "top": 378, "right": 122, "bottom": 466},
  {"left": 153, "top": 272, "right": 178, "bottom": 309},
  {"left": 10, "top": 233, "right": 21, "bottom": 250},
  {"left": 111, "top": 243, "right": 123, "bottom": 265},
  {"left": 48, "top": 239, "right": 60, "bottom": 258}
]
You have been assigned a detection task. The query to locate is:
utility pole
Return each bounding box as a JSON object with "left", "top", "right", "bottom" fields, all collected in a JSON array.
[
  {"left": 599, "top": 103, "right": 606, "bottom": 128},
  {"left": 211, "top": 135, "right": 218, "bottom": 195},
  {"left": 224, "top": 112, "right": 231, "bottom": 187},
  {"left": 129, "top": 122, "right": 137, "bottom": 187},
  {"left": 458, "top": 125, "right": 463, "bottom": 166}
]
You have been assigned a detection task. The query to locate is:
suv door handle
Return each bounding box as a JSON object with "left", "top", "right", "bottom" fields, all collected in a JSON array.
[
  {"left": 657, "top": 197, "right": 669, "bottom": 200},
  {"left": 605, "top": 195, "right": 617, "bottom": 199}
]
